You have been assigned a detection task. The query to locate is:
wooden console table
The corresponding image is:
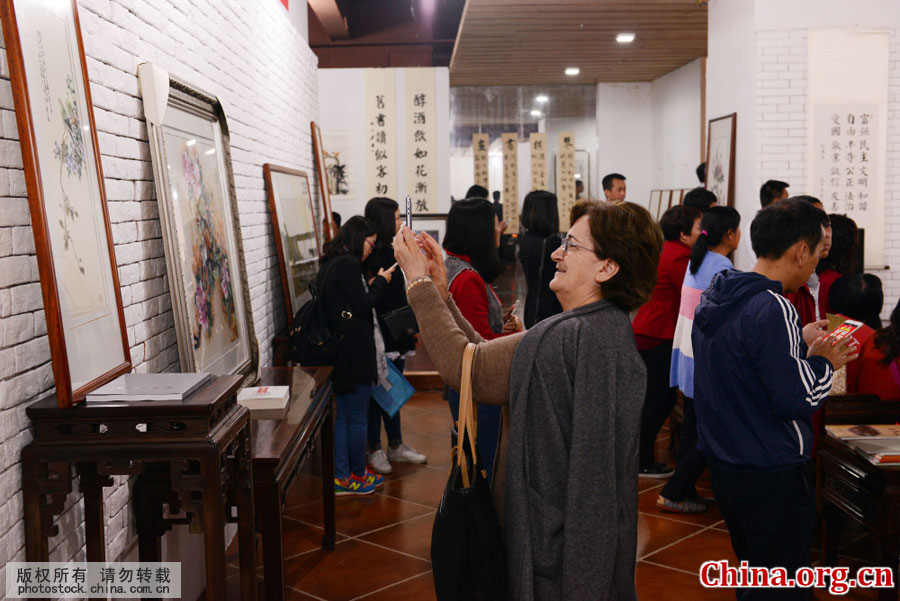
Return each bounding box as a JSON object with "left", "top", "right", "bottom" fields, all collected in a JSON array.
[
  {"left": 252, "top": 365, "right": 335, "bottom": 601},
  {"left": 818, "top": 433, "right": 900, "bottom": 601},
  {"left": 22, "top": 375, "right": 256, "bottom": 601}
]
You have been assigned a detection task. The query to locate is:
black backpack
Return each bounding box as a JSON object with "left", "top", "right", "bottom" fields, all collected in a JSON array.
[{"left": 290, "top": 259, "right": 351, "bottom": 365}]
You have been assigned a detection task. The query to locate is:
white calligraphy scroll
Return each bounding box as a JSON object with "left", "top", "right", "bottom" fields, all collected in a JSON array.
[
  {"left": 365, "top": 69, "right": 397, "bottom": 199},
  {"left": 807, "top": 28, "right": 888, "bottom": 267},
  {"left": 502, "top": 133, "right": 519, "bottom": 232},
  {"left": 557, "top": 132, "right": 576, "bottom": 227},
  {"left": 473, "top": 133, "right": 489, "bottom": 190},
  {"left": 404, "top": 68, "right": 437, "bottom": 213},
  {"left": 530, "top": 132, "right": 547, "bottom": 191}
]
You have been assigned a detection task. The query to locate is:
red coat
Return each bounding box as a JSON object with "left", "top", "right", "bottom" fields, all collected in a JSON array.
[
  {"left": 784, "top": 284, "right": 817, "bottom": 327},
  {"left": 847, "top": 333, "right": 900, "bottom": 401},
  {"left": 446, "top": 251, "right": 510, "bottom": 341},
  {"left": 817, "top": 269, "right": 842, "bottom": 319},
  {"left": 632, "top": 241, "right": 691, "bottom": 349}
]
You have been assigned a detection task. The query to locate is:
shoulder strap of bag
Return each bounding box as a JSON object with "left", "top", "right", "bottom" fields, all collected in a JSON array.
[
  {"left": 457, "top": 343, "right": 478, "bottom": 488},
  {"left": 889, "top": 356, "right": 900, "bottom": 391}
]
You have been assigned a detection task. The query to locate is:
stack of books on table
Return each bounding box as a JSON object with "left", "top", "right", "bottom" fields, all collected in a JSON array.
[
  {"left": 237, "top": 385, "right": 291, "bottom": 419},
  {"left": 825, "top": 424, "right": 900, "bottom": 465},
  {"left": 85, "top": 372, "right": 211, "bottom": 403}
]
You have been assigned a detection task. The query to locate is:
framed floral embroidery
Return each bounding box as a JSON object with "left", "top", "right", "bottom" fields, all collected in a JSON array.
[
  {"left": 0, "top": 0, "right": 131, "bottom": 407},
  {"left": 706, "top": 113, "right": 737, "bottom": 207},
  {"left": 138, "top": 64, "right": 257, "bottom": 376}
]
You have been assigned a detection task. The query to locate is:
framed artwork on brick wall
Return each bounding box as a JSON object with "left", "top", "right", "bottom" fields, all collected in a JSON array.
[
  {"left": 0, "top": 0, "right": 131, "bottom": 407},
  {"left": 263, "top": 164, "right": 320, "bottom": 321},
  {"left": 706, "top": 113, "right": 737, "bottom": 207},
  {"left": 138, "top": 63, "right": 257, "bottom": 376}
]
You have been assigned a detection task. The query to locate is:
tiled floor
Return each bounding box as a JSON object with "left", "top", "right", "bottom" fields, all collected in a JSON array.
[{"left": 225, "top": 390, "right": 886, "bottom": 600}]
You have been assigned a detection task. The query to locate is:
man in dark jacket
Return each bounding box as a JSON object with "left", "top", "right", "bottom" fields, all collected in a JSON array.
[{"left": 692, "top": 199, "right": 857, "bottom": 600}]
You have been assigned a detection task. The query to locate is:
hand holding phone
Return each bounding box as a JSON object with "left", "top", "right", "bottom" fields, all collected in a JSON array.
[
  {"left": 827, "top": 319, "right": 864, "bottom": 345},
  {"left": 504, "top": 299, "right": 520, "bottom": 323},
  {"left": 405, "top": 196, "right": 412, "bottom": 229}
]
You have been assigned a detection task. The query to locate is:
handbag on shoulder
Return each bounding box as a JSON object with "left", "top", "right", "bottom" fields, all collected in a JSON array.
[
  {"left": 431, "top": 343, "right": 508, "bottom": 601},
  {"left": 290, "top": 259, "right": 350, "bottom": 366},
  {"left": 380, "top": 304, "right": 419, "bottom": 341}
]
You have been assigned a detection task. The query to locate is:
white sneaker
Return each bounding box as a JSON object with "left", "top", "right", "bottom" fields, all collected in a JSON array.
[
  {"left": 367, "top": 449, "right": 392, "bottom": 474},
  {"left": 387, "top": 443, "right": 427, "bottom": 464}
]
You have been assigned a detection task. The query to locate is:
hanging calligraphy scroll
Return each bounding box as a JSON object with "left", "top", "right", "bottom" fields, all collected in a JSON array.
[
  {"left": 473, "top": 133, "right": 489, "bottom": 190},
  {"left": 405, "top": 69, "right": 437, "bottom": 213},
  {"left": 365, "top": 69, "right": 397, "bottom": 200},
  {"left": 530, "top": 132, "right": 547, "bottom": 191},
  {"left": 807, "top": 28, "right": 888, "bottom": 267},
  {"left": 501, "top": 133, "right": 520, "bottom": 232},
  {"left": 557, "top": 132, "right": 576, "bottom": 227}
]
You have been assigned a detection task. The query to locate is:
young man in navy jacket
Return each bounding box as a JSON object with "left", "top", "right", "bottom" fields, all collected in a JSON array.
[{"left": 692, "top": 199, "right": 857, "bottom": 600}]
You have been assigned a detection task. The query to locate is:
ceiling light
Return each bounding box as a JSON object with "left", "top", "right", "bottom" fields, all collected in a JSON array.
[
  {"left": 530, "top": 110, "right": 542, "bottom": 117},
  {"left": 564, "top": 67, "right": 580, "bottom": 76},
  {"left": 616, "top": 32, "right": 636, "bottom": 43},
  {"left": 535, "top": 94, "right": 549, "bottom": 103}
]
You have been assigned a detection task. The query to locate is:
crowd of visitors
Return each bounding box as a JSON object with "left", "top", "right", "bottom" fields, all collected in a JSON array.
[{"left": 308, "top": 174, "right": 895, "bottom": 599}]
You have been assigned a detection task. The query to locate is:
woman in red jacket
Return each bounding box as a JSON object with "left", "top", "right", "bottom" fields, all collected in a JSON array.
[
  {"left": 442, "top": 198, "right": 520, "bottom": 484},
  {"left": 632, "top": 205, "right": 701, "bottom": 476}
]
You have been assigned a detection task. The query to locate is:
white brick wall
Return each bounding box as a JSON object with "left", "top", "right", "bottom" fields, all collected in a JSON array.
[
  {"left": 0, "top": 0, "right": 318, "bottom": 576},
  {"left": 756, "top": 28, "right": 900, "bottom": 322}
]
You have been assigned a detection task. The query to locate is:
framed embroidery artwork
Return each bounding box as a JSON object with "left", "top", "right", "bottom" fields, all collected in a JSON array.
[
  {"left": 0, "top": 0, "right": 131, "bottom": 407},
  {"left": 263, "top": 164, "right": 320, "bottom": 321},
  {"left": 138, "top": 64, "right": 256, "bottom": 376},
  {"left": 706, "top": 113, "right": 737, "bottom": 207}
]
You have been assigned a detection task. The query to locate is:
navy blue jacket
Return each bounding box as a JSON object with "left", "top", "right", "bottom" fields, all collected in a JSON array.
[{"left": 692, "top": 269, "right": 833, "bottom": 470}]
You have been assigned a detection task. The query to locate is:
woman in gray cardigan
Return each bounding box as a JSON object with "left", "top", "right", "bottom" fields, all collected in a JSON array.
[{"left": 394, "top": 201, "right": 663, "bottom": 601}]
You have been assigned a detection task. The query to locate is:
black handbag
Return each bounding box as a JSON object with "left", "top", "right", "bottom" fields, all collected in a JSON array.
[
  {"left": 290, "top": 259, "right": 350, "bottom": 365},
  {"left": 380, "top": 304, "right": 418, "bottom": 341},
  {"left": 431, "top": 343, "right": 508, "bottom": 601}
]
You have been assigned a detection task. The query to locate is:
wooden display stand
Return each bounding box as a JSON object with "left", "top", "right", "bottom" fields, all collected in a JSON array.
[
  {"left": 252, "top": 366, "right": 335, "bottom": 601},
  {"left": 22, "top": 375, "right": 257, "bottom": 601}
]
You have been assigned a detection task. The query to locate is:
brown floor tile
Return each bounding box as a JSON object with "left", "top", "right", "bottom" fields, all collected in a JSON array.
[
  {"left": 399, "top": 410, "right": 455, "bottom": 439},
  {"left": 285, "top": 590, "right": 324, "bottom": 601},
  {"left": 639, "top": 484, "right": 724, "bottom": 526},
  {"left": 286, "top": 492, "right": 432, "bottom": 537},
  {"left": 359, "top": 512, "right": 436, "bottom": 560},
  {"left": 402, "top": 391, "right": 448, "bottom": 413},
  {"left": 356, "top": 571, "right": 436, "bottom": 601},
  {"left": 643, "top": 527, "right": 738, "bottom": 574},
  {"left": 282, "top": 517, "right": 347, "bottom": 558},
  {"left": 380, "top": 466, "right": 449, "bottom": 508},
  {"left": 637, "top": 513, "right": 705, "bottom": 559},
  {"left": 285, "top": 473, "right": 325, "bottom": 509},
  {"left": 284, "top": 539, "right": 430, "bottom": 601},
  {"left": 636, "top": 561, "right": 734, "bottom": 600},
  {"left": 638, "top": 479, "right": 666, "bottom": 493}
]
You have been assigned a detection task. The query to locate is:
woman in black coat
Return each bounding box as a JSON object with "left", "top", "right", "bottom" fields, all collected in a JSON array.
[
  {"left": 317, "top": 216, "right": 396, "bottom": 495},
  {"left": 518, "top": 190, "right": 564, "bottom": 328},
  {"left": 363, "top": 198, "right": 427, "bottom": 474}
]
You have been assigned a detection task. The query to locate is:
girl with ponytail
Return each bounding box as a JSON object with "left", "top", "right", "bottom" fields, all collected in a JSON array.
[{"left": 659, "top": 205, "right": 741, "bottom": 514}]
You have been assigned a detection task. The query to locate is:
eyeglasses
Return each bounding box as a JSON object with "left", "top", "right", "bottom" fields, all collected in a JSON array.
[
  {"left": 364, "top": 238, "right": 375, "bottom": 248},
  {"left": 559, "top": 234, "right": 594, "bottom": 255}
]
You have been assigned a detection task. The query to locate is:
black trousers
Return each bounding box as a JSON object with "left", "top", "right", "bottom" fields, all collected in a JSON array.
[
  {"left": 660, "top": 396, "right": 707, "bottom": 501},
  {"left": 710, "top": 464, "right": 815, "bottom": 601},
  {"left": 638, "top": 342, "right": 677, "bottom": 469}
]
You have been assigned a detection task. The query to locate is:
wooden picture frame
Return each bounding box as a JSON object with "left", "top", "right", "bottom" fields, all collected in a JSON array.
[
  {"left": 0, "top": 0, "right": 131, "bottom": 407},
  {"left": 138, "top": 64, "right": 257, "bottom": 376},
  {"left": 263, "top": 164, "right": 321, "bottom": 321},
  {"left": 311, "top": 121, "right": 338, "bottom": 242},
  {"left": 648, "top": 191, "right": 662, "bottom": 222},
  {"left": 706, "top": 113, "right": 737, "bottom": 207}
]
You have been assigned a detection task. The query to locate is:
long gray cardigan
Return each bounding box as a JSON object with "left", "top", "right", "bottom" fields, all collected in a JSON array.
[{"left": 407, "top": 282, "right": 645, "bottom": 601}]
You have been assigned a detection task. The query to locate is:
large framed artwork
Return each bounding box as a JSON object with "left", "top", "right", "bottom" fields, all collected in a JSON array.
[
  {"left": 411, "top": 214, "right": 448, "bottom": 247},
  {"left": 311, "top": 121, "right": 338, "bottom": 242},
  {"left": 138, "top": 64, "right": 256, "bottom": 376},
  {"left": 0, "top": 0, "right": 131, "bottom": 407},
  {"left": 263, "top": 164, "right": 320, "bottom": 321},
  {"left": 706, "top": 113, "right": 737, "bottom": 207}
]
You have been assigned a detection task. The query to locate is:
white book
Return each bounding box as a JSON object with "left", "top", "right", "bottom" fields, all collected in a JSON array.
[
  {"left": 238, "top": 385, "right": 290, "bottom": 411},
  {"left": 86, "top": 372, "right": 211, "bottom": 402}
]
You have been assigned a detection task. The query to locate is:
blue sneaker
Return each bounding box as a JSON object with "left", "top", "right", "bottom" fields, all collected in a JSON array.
[
  {"left": 362, "top": 468, "right": 384, "bottom": 488},
  {"left": 334, "top": 476, "right": 375, "bottom": 496}
]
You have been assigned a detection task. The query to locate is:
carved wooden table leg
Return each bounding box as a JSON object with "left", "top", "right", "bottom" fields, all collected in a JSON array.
[
  {"left": 201, "top": 446, "right": 227, "bottom": 601},
  {"left": 21, "top": 448, "right": 49, "bottom": 562},
  {"left": 77, "top": 463, "right": 111, "bottom": 562},
  {"left": 232, "top": 426, "right": 257, "bottom": 601},
  {"left": 320, "top": 401, "right": 336, "bottom": 550},
  {"left": 258, "top": 479, "right": 284, "bottom": 601}
]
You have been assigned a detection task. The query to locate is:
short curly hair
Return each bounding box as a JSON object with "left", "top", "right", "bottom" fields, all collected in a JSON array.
[{"left": 570, "top": 201, "right": 664, "bottom": 311}]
